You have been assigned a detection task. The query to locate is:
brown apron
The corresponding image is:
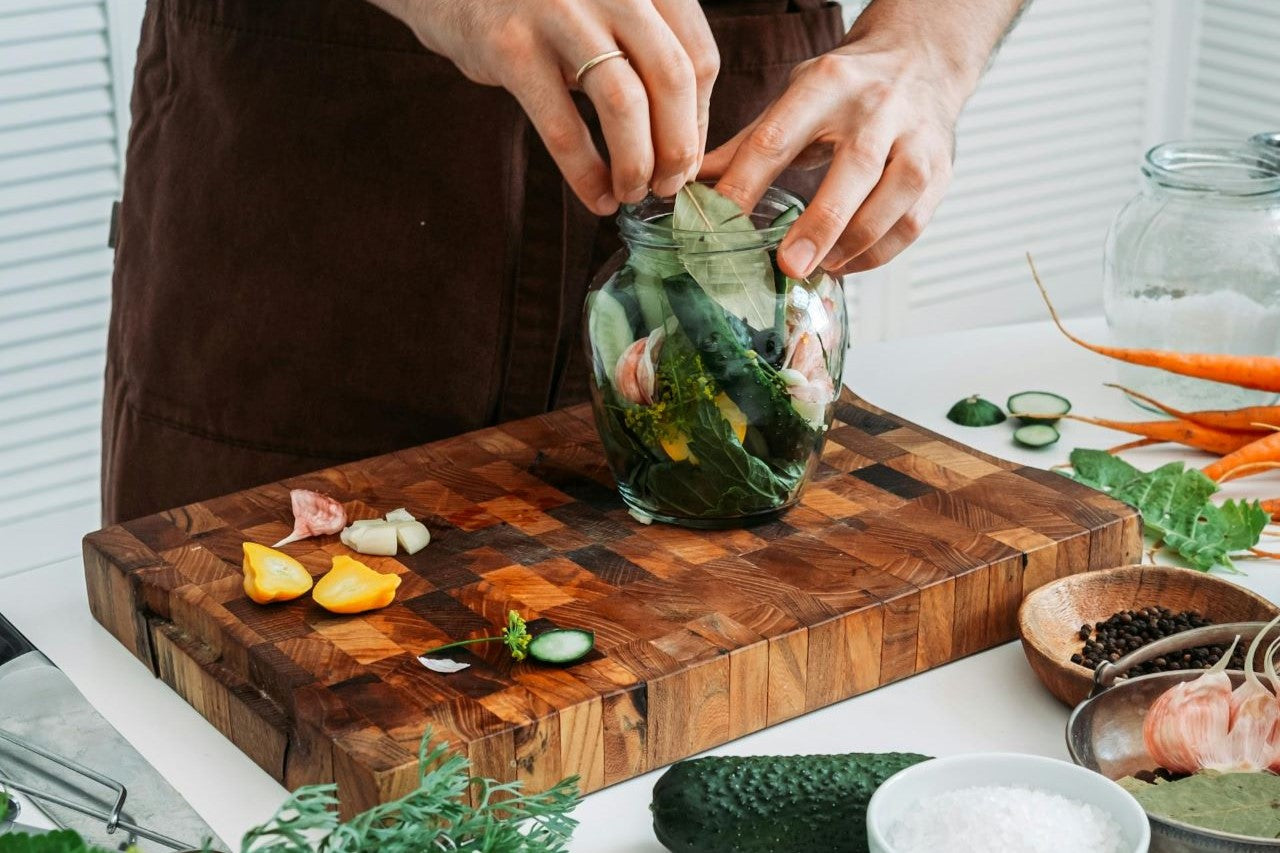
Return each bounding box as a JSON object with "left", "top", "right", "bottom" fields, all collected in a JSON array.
[{"left": 102, "top": 0, "right": 845, "bottom": 524}]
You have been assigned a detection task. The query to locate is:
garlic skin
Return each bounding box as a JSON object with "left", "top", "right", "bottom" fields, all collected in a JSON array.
[
  {"left": 1144, "top": 641, "right": 1237, "bottom": 775},
  {"left": 1144, "top": 615, "right": 1280, "bottom": 775}
]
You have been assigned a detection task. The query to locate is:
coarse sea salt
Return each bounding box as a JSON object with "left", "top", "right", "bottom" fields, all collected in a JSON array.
[{"left": 886, "top": 784, "right": 1127, "bottom": 853}]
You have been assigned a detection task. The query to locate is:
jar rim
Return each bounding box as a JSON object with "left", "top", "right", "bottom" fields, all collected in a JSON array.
[
  {"left": 1143, "top": 140, "right": 1280, "bottom": 197},
  {"left": 617, "top": 182, "right": 806, "bottom": 249}
]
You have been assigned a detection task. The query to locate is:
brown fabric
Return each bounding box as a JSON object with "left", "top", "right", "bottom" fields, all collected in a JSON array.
[{"left": 102, "top": 0, "right": 846, "bottom": 525}]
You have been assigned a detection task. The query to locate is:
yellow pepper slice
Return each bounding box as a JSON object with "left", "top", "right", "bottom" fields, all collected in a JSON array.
[
  {"left": 242, "top": 542, "right": 314, "bottom": 604},
  {"left": 313, "top": 555, "right": 402, "bottom": 614},
  {"left": 660, "top": 394, "right": 749, "bottom": 464}
]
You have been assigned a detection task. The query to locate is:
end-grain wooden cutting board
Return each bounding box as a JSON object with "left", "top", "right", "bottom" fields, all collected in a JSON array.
[{"left": 84, "top": 392, "right": 1140, "bottom": 813}]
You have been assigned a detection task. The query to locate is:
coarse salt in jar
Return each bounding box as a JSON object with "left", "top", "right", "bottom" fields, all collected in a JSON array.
[{"left": 1103, "top": 141, "right": 1280, "bottom": 410}]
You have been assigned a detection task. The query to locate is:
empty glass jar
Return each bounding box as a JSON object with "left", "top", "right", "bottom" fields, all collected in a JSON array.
[{"left": 1103, "top": 141, "right": 1280, "bottom": 410}]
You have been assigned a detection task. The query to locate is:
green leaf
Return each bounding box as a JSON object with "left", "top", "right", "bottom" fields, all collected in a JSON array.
[
  {"left": 633, "top": 398, "right": 803, "bottom": 518},
  {"left": 1120, "top": 771, "right": 1280, "bottom": 838},
  {"left": 1070, "top": 448, "right": 1267, "bottom": 572},
  {"left": 0, "top": 831, "right": 103, "bottom": 853},
  {"left": 673, "top": 184, "right": 775, "bottom": 330},
  {"left": 240, "top": 728, "right": 580, "bottom": 853},
  {"left": 1068, "top": 448, "right": 1141, "bottom": 493}
]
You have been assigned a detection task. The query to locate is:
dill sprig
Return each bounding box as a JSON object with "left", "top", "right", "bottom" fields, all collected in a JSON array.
[{"left": 241, "top": 731, "right": 580, "bottom": 853}]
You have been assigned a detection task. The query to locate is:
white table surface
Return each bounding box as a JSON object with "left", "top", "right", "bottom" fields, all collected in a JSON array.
[{"left": 3, "top": 316, "right": 1278, "bottom": 851}]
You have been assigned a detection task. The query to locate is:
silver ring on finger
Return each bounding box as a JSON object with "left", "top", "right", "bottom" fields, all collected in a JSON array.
[{"left": 575, "top": 49, "right": 628, "bottom": 87}]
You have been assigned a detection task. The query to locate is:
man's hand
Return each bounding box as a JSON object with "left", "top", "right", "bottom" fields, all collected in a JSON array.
[
  {"left": 369, "top": 0, "right": 719, "bottom": 215},
  {"left": 702, "top": 0, "right": 1029, "bottom": 278}
]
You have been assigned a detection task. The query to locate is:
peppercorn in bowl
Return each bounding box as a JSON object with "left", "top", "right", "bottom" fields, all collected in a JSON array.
[{"left": 1017, "top": 564, "right": 1278, "bottom": 706}]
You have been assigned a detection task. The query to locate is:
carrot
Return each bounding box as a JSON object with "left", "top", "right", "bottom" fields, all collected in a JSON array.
[
  {"left": 1058, "top": 413, "right": 1264, "bottom": 455},
  {"left": 1214, "top": 461, "right": 1280, "bottom": 483},
  {"left": 1028, "top": 254, "right": 1280, "bottom": 392},
  {"left": 1202, "top": 431, "right": 1280, "bottom": 481},
  {"left": 1104, "top": 383, "right": 1280, "bottom": 432},
  {"left": 1263, "top": 498, "right": 1280, "bottom": 517},
  {"left": 1107, "top": 438, "right": 1162, "bottom": 453}
]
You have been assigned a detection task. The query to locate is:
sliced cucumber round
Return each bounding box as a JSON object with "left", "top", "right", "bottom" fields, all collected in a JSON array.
[
  {"left": 1013, "top": 423, "right": 1061, "bottom": 448},
  {"left": 528, "top": 629, "right": 595, "bottom": 665},
  {"left": 946, "top": 395, "right": 1007, "bottom": 427},
  {"left": 1007, "top": 391, "right": 1071, "bottom": 424}
]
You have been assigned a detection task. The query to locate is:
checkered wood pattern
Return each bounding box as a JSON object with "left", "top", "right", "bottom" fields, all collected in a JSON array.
[{"left": 83, "top": 392, "right": 1141, "bottom": 814}]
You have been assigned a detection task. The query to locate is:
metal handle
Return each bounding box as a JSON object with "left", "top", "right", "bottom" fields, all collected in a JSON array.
[{"left": 1090, "top": 621, "right": 1279, "bottom": 697}]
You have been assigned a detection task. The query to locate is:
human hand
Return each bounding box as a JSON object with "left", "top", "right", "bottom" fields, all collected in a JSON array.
[
  {"left": 372, "top": 0, "right": 720, "bottom": 215},
  {"left": 700, "top": 37, "right": 969, "bottom": 279}
]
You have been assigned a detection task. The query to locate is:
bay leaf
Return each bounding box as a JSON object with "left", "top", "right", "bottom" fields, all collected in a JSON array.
[
  {"left": 1120, "top": 771, "right": 1280, "bottom": 838},
  {"left": 673, "top": 183, "right": 776, "bottom": 330}
]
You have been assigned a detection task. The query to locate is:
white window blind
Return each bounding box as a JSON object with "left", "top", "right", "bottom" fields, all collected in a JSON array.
[
  {"left": 0, "top": 0, "right": 120, "bottom": 576},
  {"left": 1189, "top": 0, "right": 1280, "bottom": 139},
  {"left": 853, "top": 0, "right": 1164, "bottom": 342}
]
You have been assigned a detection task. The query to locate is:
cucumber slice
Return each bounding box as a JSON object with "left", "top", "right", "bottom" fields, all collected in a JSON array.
[
  {"left": 587, "top": 289, "right": 635, "bottom": 385},
  {"left": 1013, "top": 423, "right": 1061, "bottom": 448},
  {"left": 945, "top": 395, "right": 1006, "bottom": 427},
  {"left": 1007, "top": 391, "right": 1072, "bottom": 424},
  {"left": 770, "top": 204, "right": 803, "bottom": 229},
  {"left": 527, "top": 629, "right": 595, "bottom": 665}
]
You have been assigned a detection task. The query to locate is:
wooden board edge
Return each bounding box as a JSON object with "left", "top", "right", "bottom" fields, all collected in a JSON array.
[{"left": 82, "top": 530, "right": 155, "bottom": 669}]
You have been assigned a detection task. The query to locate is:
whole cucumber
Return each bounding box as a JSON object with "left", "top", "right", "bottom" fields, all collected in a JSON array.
[{"left": 651, "top": 752, "right": 931, "bottom": 853}]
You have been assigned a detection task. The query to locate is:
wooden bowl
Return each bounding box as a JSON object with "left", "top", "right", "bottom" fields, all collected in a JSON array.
[{"left": 1018, "top": 564, "right": 1280, "bottom": 707}]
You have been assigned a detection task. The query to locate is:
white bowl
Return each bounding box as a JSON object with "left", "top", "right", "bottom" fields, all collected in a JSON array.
[{"left": 866, "top": 752, "right": 1151, "bottom": 853}]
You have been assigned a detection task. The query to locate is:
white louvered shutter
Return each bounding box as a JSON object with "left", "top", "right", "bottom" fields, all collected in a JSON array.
[
  {"left": 1189, "top": 0, "right": 1280, "bottom": 139},
  {"left": 0, "top": 0, "right": 122, "bottom": 575},
  {"left": 851, "top": 0, "right": 1168, "bottom": 341}
]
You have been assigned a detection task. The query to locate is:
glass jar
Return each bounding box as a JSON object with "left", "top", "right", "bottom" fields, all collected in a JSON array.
[
  {"left": 1252, "top": 131, "right": 1280, "bottom": 151},
  {"left": 1103, "top": 141, "right": 1280, "bottom": 410},
  {"left": 583, "top": 185, "right": 845, "bottom": 528}
]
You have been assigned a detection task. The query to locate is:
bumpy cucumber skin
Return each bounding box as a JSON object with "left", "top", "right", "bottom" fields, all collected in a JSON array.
[{"left": 651, "top": 752, "right": 931, "bottom": 853}]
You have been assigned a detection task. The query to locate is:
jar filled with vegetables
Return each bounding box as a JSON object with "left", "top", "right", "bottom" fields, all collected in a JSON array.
[
  {"left": 1103, "top": 141, "right": 1280, "bottom": 411},
  {"left": 584, "top": 184, "right": 845, "bottom": 528}
]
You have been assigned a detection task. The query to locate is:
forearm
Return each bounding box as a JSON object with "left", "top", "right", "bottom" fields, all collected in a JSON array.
[{"left": 843, "top": 0, "right": 1031, "bottom": 108}]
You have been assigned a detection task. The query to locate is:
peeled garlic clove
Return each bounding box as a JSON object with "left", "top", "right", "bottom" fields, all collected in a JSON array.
[
  {"left": 346, "top": 522, "right": 398, "bottom": 556},
  {"left": 395, "top": 521, "right": 431, "bottom": 555},
  {"left": 385, "top": 507, "right": 416, "bottom": 523}
]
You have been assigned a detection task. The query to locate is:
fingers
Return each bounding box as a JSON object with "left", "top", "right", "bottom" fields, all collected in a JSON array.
[
  {"left": 706, "top": 90, "right": 825, "bottom": 215},
  {"left": 576, "top": 54, "right": 656, "bottom": 204},
  {"left": 648, "top": 0, "right": 719, "bottom": 185},
  {"left": 508, "top": 62, "right": 617, "bottom": 215},
  {"left": 611, "top": 8, "right": 697, "bottom": 199},
  {"left": 819, "top": 139, "right": 933, "bottom": 271},
  {"left": 837, "top": 166, "right": 950, "bottom": 273},
  {"left": 778, "top": 129, "right": 892, "bottom": 278}
]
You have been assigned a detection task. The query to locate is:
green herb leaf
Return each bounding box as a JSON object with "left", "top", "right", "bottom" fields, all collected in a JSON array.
[
  {"left": 633, "top": 397, "right": 803, "bottom": 517},
  {"left": 673, "top": 184, "right": 776, "bottom": 330},
  {"left": 0, "top": 831, "right": 104, "bottom": 853},
  {"left": 1119, "top": 771, "right": 1280, "bottom": 838},
  {"left": 1068, "top": 448, "right": 1267, "bottom": 572},
  {"left": 241, "top": 729, "right": 580, "bottom": 853}
]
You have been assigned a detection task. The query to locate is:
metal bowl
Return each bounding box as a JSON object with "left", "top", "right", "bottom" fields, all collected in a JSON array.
[{"left": 1067, "top": 622, "right": 1280, "bottom": 852}]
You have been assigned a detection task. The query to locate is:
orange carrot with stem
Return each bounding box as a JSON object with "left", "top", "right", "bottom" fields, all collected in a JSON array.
[
  {"left": 1029, "top": 254, "right": 1280, "bottom": 392},
  {"left": 1055, "top": 413, "right": 1264, "bottom": 455},
  {"left": 1203, "top": 431, "right": 1280, "bottom": 481},
  {"left": 1104, "top": 383, "right": 1280, "bottom": 432}
]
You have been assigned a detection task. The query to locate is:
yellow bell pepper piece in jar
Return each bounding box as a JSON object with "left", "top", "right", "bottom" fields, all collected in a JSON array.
[
  {"left": 242, "top": 542, "right": 314, "bottom": 604},
  {"left": 660, "top": 394, "right": 749, "bottom": 464},
  {"left": 313, "top": 554, "right": 402, "bottom": 614}
]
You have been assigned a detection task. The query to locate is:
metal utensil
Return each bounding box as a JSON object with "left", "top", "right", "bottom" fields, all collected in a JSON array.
[
  {"left": 0, "top": 612, "right": 224, "bottom": 851},
  {"left": 1067, "top": 621, "right": 1280, "bottom": 853}
]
